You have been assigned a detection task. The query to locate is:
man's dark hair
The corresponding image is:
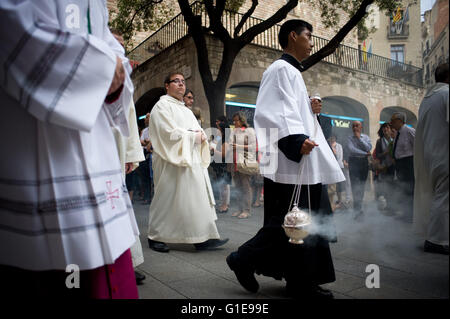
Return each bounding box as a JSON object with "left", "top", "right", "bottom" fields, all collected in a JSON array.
[
  {"left": 164, "top": 71, "right": 184, "bottom": 85},
  {"left": 435, "top": 63, "right": 449, "bottom": 83},
  {"left": 278, "top": 19, "right": 313, "bottom": 49},
  {"left": 216, "top": 115, "right": 227, "bottom": 123},
  {"left": 184, "top": 88, "right": 194, "bottom": 97}
]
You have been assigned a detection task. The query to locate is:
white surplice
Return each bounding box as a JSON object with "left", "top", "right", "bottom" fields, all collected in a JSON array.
[
  {"left": 254, "top": 59, "right": 345, "bottom": 185},
  {"left": 0, "top": 0, "right": 139, "bottom": 271},
  {"left": 413, "top": 83, "right": 449, "bottom": 246},
  {"left": 147, "top": 95, "right": 220, "bottom": 244},
  {"left": 111, "top": 100, "right": 145, "bottom": 268}
]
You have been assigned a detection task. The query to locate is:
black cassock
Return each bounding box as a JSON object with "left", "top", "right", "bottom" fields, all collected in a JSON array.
[{"left": 236, "top": 126, "right": 336, "bottom": 287}]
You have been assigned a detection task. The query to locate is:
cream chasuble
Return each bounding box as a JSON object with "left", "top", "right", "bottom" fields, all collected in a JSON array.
[
  {"left": 147, "top": 95, "right": 220, "bottom": 244},
  {"left": 0, "top": 0, "right": 139, "bottom": 271},
  {"left": 413, "top": 83, "right": 449, "bottom": 245},
  {"left": 254, "top": 59, "right": 345, "bottom": 185}
]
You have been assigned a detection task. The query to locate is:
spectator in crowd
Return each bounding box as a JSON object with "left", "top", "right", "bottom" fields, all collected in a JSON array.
[
  {"left": 390, "top": 112, "right": 415, "bottom": 222},
  {"left": 183, "top": 89, "right": 195, "bottom": 110},
  {"left": 373, "top": 123, "right": 395, "bottom": 214},
  {"left": 328, "top": 135, "right": 345, "bottom": 210},
  {"left": 210, "top": 117, "right": 232, "bottom": 214},
  {"left": 228, "top": 112, "right": 258, "bottom": 219},
  {"left": 345, "top": 121, "right": 372, "bottom": 220},
  {"left": 147, "top": 72, "right": 228, "bottom": 253},
  {"left": 139, "top": 113, "right": 152, "bottom": 205},
  {"left": 192, "top": 106, "right": 204, "bottom": 128},
  {"left": 414, "top": 63, "right": 449, "bottom": 255}
]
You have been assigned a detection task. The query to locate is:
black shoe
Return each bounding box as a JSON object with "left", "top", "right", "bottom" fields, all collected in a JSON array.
[
  {"left": 424, "top": 240, "right": 449, "bottom": 255},
  {"left": 286, "top": 283, "right": 334, "bottom": 299},
  {"left": 148, "top": 239, "right": 170, "bottom": 253},
  {"left": 135, "top": 270, "right": 146, "bottom": 285},
  {"left": 226, "top": 252, "right": 259, "bottom": 293},
  {"left": 194, "top": 238, "right": 229, "bottom": 251}
]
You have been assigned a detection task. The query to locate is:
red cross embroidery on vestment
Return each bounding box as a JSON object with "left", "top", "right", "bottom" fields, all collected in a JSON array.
[{"left": 106, "top": 181, "right": 119, "bottom": 209}]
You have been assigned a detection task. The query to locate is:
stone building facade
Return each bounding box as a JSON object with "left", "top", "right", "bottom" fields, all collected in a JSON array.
[
  {"left": 359, "top": 0, "right": 422, "bottom": 68},
  {"left": 422, "top": 0, "right": 449, "bottom": 87}
]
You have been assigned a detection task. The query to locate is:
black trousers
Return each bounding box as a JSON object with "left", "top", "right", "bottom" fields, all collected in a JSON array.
[
  {"left": 394, "top": 156, "right": 414, "bottom": 219},
  {"left": 348, "top": 157, "right": 369, "bottom": 212},
  {"left": 236, "top": 178, "right": 335, "bottom": 286}
]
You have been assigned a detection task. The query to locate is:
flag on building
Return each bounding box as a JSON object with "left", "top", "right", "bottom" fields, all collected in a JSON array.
[{"left": 362, "top": 40, "right": 367, "bottom": 63}]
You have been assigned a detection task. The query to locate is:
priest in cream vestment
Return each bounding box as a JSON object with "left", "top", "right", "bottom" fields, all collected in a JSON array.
[
  {"left": 0, "top": 0, "right": 139, "bottom": 298},
  {"left": 413, "top": 64, "right": 449, "bottom": 255},
  {"left": 147, "top": 73, "right": 228, "bottom": 253}
]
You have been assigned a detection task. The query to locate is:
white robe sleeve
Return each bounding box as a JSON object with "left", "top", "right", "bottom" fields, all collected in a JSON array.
[
  {"left": 149, "top": 103, "right": 210, "bottom": 167},
  {"left": 254, "top": 63, "right": 307, "bottom": 149},
  {"left": 125, "top": 101, "right": 145, "bottom": 168},
  {"left": 101, "top": 20, "right": 134, "bottom": 137},
  {"left": 0, "top": 0, "right": 117, "bottom": 132}
]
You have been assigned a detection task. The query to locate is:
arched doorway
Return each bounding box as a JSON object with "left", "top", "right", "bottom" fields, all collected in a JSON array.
[
  {"left": 225, "top": 82, "right": 259, "bottom": 127},
  {"left": 380, "top": 106, "right": 417, "bottom": 128},
  {"left": 321, "top": 96, "right": 370, "bottom": 144},
  {"left": 135, "top": 87, "right": 166, "bottom": 129}
]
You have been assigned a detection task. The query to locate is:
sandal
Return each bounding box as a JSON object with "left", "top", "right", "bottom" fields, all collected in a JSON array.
[
  {"left": 232, "top": 211, "right": 241, "bottom": 217},
  {"left": 252, "top": 202, "right": 261, "bottom": 208},
  {"left": 238, "top": 211, "right": 250, "bottom": 219},
  {"left": 218, "top": 207, "right": 229, "bottom": 213}
]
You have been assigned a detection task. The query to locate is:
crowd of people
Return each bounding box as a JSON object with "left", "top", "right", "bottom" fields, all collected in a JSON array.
[{"left": 0, "top": 0, "right": 447, "bottom": 300}]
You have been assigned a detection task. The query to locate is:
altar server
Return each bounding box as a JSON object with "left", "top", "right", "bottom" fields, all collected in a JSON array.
[
  {"left": 226, "top": 19, "right": 344, "bottom": 299},
  {"left": 0, "top": 0, "right": 138, "bottom": 298}
]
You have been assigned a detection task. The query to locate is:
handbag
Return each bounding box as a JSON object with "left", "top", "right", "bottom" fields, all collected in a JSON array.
[{"left": 234, "top": 132, "right": 259, "bottom": 175}]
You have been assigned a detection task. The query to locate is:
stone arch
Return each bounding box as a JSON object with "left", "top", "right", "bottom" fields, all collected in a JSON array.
[
  {"left": 225, "top": 81, "right": 260, "bottom": 127},
  {"left": 321, "top": 96, "right": 370, "bottom": 144},
  {"left": 380, "top": 106, "right": 418, "bottom": 128},
  {"left": 135, "top": 87, "right": 165, "bottom": 128}
]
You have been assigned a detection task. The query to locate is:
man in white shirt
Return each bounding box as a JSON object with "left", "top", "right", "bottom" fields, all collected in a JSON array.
[
  {"left": 344, "top": 121, "right": 372, "bottom": 219},
  {"left": 390, "top": 112, "right": 415, "bottom": 222}
]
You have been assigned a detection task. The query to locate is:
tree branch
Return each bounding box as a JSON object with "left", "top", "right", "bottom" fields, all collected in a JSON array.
[
  {"left": 178, "top": 0, "right": 213, "bottom": 85},
  {"left": 237, "top": 0, "right": 297, "bottom": 49},
  {"left": 234, "top": 0, "right": 258, "bottom": 38},
  {"left": 123, "top": 0, "right": 164, "bottom": 34},
  {"left": 204, "top": 0, "right": 232, "bottom": 42},
  {"left": 301, "top": 0, "right": 374, "bottom": 71}
]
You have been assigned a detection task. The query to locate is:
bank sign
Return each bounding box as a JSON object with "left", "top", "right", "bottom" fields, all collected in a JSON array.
[{"left": 320, "top": 114, "right": 364, "bottom": 127}]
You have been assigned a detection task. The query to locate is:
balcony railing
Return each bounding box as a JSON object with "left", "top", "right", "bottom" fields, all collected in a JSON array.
[
  {"left": 387, "top": 22, "right": 409, "bottom": 39},
  {"left": 128, "top": 1, "right": 423, "bottom": 87}
]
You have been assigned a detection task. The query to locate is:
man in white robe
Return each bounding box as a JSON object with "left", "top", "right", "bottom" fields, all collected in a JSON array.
[
  {"left": 226, "top": 20, "right": 344, "bottom": 299},
  {"left": 111, "top": 30, "right": 146, "bottom": 283},
  {"left": 413, "top": 63, "right": 449, "bottom": 255},
  {"left": 147, "top": 72, "right": 228, "bottom": 253},
  {"left": 0, "top": 0, "right": 139, "bottom": 298}
]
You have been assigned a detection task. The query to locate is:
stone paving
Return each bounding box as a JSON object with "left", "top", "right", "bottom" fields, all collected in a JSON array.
[{"left": 132, "top": 196, "right": 449, "bottom": 300}]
